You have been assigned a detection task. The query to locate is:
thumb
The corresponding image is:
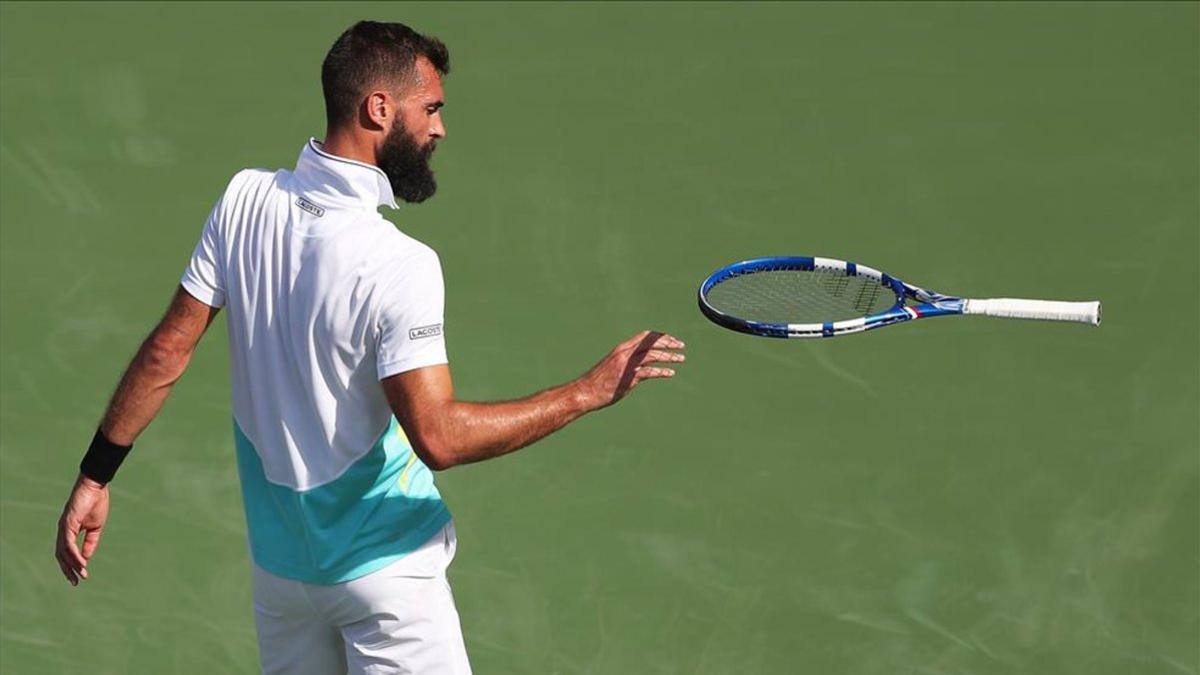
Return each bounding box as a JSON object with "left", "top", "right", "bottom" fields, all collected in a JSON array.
[{"left": 81, "top": 526, "right": 103, "bottom": 560}]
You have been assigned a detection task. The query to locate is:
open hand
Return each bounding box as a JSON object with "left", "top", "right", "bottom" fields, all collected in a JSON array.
[
  {"left": 579, "top": 331, "right": 686, "bottom": 410},
  {"left": 55, "top": 475, "right": 110, "bottom": 586}
]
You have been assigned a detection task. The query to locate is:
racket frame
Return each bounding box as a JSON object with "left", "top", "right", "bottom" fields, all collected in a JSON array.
[{"left": 698, "top": 256, "right": 970, "bottom": 339}]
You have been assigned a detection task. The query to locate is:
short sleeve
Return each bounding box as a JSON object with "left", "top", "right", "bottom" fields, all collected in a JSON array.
[
  {"left": 376, "top": 251, "right": 449, "bottom": 379},
  {"left": 180, "top": 197, "right": 227, "bottom": 308}
]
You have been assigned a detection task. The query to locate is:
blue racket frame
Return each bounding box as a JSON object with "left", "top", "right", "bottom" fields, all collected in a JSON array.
[{"left": 698, "top": 256, "right": 965, "bottom": 338}]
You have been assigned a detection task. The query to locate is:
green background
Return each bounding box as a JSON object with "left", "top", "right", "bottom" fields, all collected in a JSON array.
[{"left": 2, "top": 2, "right": 1197, "bottom": 673}]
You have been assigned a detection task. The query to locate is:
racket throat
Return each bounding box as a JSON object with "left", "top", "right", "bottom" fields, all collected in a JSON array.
[{"left": 904, "top": 297, "right": 966, "bottom": 318}]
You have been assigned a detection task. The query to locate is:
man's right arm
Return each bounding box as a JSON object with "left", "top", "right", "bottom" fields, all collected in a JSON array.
[{"left": 381, "top": 331, "right": 685, "bottom": 470}]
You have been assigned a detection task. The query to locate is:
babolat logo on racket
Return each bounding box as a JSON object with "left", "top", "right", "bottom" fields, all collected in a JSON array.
[
  {"left": 409, "top": 324, "right": 443, "bottom": 340},
  {"left": 296, "top": 197, "right": 325, "bottom": 217}
]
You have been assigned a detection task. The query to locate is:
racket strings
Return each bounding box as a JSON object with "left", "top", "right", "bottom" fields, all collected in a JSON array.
[
  {"left": 852, "top": 278, "right": 884, "bottom": 314},
  {"left": 704, "top": 269, "right": 897, "bottom": 324}
]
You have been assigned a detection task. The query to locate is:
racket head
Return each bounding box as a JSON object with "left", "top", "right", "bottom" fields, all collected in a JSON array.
[{"left": 698, "top": 256, "right": 929, "bottom": 338}]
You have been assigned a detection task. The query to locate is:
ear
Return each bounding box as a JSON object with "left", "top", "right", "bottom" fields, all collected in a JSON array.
[{"left": 362, "top": 90, "right": 393, "bottom": 131}]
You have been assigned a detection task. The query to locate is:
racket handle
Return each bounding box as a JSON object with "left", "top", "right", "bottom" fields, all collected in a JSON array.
[{"left": 963, "top": 298, "right": 1101, "bottom": 326}]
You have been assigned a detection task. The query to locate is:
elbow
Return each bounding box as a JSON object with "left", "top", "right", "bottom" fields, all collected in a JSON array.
[
  {"left": 408, "top": 434, "right": 457, "bottom": 472},
  {"left": 423, "top": 455, "right": 454, "bottom": 472},
  {"left": 141, "top": 334, "right": 192, "bottom": 382}
]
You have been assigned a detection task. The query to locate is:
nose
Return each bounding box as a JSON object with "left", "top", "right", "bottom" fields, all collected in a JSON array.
[{"left": 431, "top": 116, "right": 446, "bottom": 140}]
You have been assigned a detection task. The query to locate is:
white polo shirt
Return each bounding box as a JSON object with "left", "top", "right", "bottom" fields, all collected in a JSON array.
[{"left": 181, "top": 139, "right": 451, "bottom": 584}]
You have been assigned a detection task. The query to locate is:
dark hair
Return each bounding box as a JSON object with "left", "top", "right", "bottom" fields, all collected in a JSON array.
[{"left": 321, "top": 21, "right": 450, "bottom": 128}]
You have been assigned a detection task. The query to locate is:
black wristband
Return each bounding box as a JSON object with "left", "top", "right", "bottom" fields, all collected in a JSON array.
[{"left": 80, "top": 428, "right": 133, "bottom": 484}]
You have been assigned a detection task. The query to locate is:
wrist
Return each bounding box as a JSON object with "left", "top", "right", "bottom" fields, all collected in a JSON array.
[
  {"left": 79, "top": 427, "right": 133, "bottom": 485},
  {"left": 567, "top": 377, "right": 597, "bottom": 415},
  {"left": 76, "top": 474, "right": 107, "bottom": 492}
]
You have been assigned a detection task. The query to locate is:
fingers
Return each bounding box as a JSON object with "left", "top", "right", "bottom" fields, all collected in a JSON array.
[
  {"left": 623, "top": 331, "right": 685, "bottom": 351},
  {"left": 593, "top": 330, "right": 685, "bottom": 408},
  {"left": 621, "top": 330, "right": 649, "bottom": 347},
  {"left": 60, "top": 514, "right": 92, "bottom": 580},
  {"left": 55, "top": 547, "right": 79, "bottom": 586},
  {"left": 634, "top": 366, "right": 676, "bottom": 380},
  {"left": 63, "top": 524, "right": 88, "bottom": 574},
  {"left": 641, "top": 349, "right": 685, "bottom": 365},
  {"left": 652, "top": 333, "right": 685, "bottom": 350},
  {"left": 55, "top": 520, "right": 82, "bottom": 586},
  {"left": 81, "top": 527, "right": 103, "bottom": 561},
  {"left": 626, "top": 332, "right": 685, "bottom": 381}
]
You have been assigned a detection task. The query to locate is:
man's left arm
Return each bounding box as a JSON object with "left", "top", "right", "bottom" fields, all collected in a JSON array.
[{"left": 54, "top": 286, "right": 220, "bottom": 586}]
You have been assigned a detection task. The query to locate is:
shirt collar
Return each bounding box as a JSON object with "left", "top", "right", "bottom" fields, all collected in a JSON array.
[{"left": 292, "top": 138, "right": 398, "bottom": 210}]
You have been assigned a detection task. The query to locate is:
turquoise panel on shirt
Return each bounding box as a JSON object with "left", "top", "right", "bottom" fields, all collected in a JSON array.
[{"left": 233, "top": 417, "right": 451, "bottom": 585}]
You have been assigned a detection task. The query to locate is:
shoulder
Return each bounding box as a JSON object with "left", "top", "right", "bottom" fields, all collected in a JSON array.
[
  {"left": 221, "top": 168, "right": 281, "bottom": 208},
  {"left": 363, "top": 218, "right": 442, "bottom": 271},
  {"left": 206, "top": 168, "right": 281, "bottom": 230},
  {"left": 228, "top": 167, "right": 276, "bottom": 190},
  {"left": 363, "top": 224, "right": 444, "bottom": 307}
]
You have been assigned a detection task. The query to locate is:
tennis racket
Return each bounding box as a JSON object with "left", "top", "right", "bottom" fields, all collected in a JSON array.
[{"left": 698, "top": 256, "right": 1101, "bottom": 338}]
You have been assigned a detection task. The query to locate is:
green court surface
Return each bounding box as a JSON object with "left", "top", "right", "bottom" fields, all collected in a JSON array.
[{"left": 2, "top": 2, "right": 1197, "bottom": 673}]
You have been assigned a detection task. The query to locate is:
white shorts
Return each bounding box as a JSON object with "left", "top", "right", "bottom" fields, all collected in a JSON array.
[{"left": 251, "top": 522, "right": 472, "bottom": 674}]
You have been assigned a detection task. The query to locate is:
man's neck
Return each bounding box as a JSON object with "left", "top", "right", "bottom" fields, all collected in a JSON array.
[{"left": 321, "top": 129, "right": 378, "bottom": 167}]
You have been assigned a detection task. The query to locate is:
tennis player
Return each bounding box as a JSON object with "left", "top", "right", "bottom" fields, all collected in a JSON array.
[{"left": 54, "top": 20, "right": 684, "bottom": 674}]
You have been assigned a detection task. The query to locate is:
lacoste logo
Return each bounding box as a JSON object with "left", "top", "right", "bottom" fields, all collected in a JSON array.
[
  {"left": 409, "top": 324, "right": 443, "bottom": 340},
  {"left": 296, "top": 197, "right": 325, "bottom": 217}
]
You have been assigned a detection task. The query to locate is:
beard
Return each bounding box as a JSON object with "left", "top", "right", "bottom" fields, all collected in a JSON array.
[{"left": 379, "top": 119, "right": 438, "bottom": 203}]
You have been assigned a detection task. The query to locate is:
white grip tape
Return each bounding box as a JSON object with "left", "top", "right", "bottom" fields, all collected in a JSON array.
[{"left": 963, "top": 298, "right": 1101, "bottom": 326}]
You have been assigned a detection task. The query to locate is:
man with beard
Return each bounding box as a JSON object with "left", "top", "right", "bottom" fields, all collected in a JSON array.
[{"left": 53, "top": 20, "right": 685, "bottom": 674}]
